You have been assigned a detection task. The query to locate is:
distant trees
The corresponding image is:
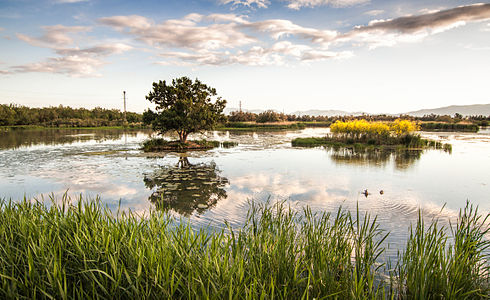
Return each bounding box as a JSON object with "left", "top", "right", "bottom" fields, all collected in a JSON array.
[
  {"left": 0, "top": 104, "right": 143, "bottom": 127},
  {"left": 228, "top": 111, "right": 257, "bottom": 122},
  {"left": 143, "top": 77, "right": 227, "bottom": 143},
  {"left": 256, "top": 110, "right": 286, "bottom": 123}
]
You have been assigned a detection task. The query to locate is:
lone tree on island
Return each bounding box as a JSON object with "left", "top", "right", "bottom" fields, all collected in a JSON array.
[{"left": 143, "top": 77, "right": 227, "bottom": 143}]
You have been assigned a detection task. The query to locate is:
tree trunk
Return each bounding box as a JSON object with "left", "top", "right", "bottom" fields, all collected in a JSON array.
[{"left": 179, "top": 131, "right": 188, "bottom": 143}]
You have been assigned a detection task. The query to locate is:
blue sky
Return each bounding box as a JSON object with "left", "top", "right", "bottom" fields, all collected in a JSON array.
[{"left": 0, "top": 0, "right": 489, "bottom": 113}]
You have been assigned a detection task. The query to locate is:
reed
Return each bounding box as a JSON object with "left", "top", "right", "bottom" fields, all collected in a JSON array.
[
  {"left": 393, "top": 202, "right": 490, "bottom": 299},
  {"left": 0, "top": 196, "right": 488, "bottom": 299}
]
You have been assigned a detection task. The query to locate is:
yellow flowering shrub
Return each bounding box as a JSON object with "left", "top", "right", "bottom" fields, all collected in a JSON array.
[{"left": 330, "top": 119, "right": 419, "bottom": 141}]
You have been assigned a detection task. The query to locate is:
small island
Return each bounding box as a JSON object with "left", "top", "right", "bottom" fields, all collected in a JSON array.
[{"left": 292, "top": 119, "right": 452, "bottom": 152}]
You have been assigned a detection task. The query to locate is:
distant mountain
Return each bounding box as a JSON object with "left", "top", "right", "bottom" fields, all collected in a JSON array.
[
  {"left": 403, "top": 104, "right": 490, "bottom": 117},
  {"left": 290, "top": 109, "right": 365, "bottom": 117},
  {"left": 225, "top": 104, "right": 490, "bottom": 118}
]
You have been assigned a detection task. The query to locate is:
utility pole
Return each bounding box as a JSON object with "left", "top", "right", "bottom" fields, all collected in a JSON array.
[
  {"left": 123, "top": 91, "right": 127, "bottom": 124},
  {"left": 239, "top": 100, "right": 242, "bottom": 113}
]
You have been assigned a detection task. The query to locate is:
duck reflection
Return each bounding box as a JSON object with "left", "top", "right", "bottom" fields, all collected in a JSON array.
[
  {"left": 144, "top": 155, "right": 229, "bottom": 216},
  {"left": 329, "top": 148, "right": 422, "bottom": 169}
]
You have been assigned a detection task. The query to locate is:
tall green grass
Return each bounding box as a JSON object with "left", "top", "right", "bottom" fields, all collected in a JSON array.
[{"left": 0, "top": 196, "right": 488, "bottom": 299}]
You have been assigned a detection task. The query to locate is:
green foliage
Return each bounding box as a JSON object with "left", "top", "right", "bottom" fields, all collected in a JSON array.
[
  {"left": 144, "top": 77, "right": 227, "bottom": 142},
  {"left": 0, "top": 104, "right": 143, "bottom": 127},
  {"left": 228, "top": 111, "right": 257, "bottom": 122},
  {"left": 0, "top": 196, "right": 488, "bottom": 299},
  {"left": 394, "top": 202, "right": 490, "bottom": 299},
  {"left": 219, "top": 122, "right": 305, "bottom": 131},
  {"left": 420, "top": 122, "right": 479, "bottom": 132},
  {"left": 255, "top": 110, "right": 286, "bottom": 123}
]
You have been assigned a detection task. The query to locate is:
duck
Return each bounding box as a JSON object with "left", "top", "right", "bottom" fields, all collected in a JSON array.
[
  {"left": 379, "top": 190, "right": 384, "bottom": 195},
  {"left": 362, "top": 189, "right": 369, "bottom": 197}
]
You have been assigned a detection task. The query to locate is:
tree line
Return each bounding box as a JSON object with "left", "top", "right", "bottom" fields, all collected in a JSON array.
[
  {"left": 0, "top": 104, "right": 143, "bottom": 127},
  {"left": 227, "top": 110, "right": 490, "bottom": 125},
  {"left": 1, "top": 103, "right": 489, "bottom": 128}
]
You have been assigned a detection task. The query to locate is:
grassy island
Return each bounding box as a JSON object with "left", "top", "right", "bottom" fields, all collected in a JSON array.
[
  {"left": 293, "top": 119, "right": 452, "bottom": 152},
  {"left": 142, "top": 138, "right": 237, "bottom": 152},
  {"left": 420, "top": 122, "right": 480, "bottom": 132},
  {"left": 0, "top": 197, "right": 488, "bottom": 299}
]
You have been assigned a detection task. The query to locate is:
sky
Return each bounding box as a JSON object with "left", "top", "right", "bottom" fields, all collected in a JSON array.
[{"left": 0, "top": 0, "right": 489, "bottom": 114}]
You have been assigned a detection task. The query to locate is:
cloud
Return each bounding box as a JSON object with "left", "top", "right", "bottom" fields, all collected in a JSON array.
[
  {"left": 11, "top": 55, "right": 106, "bottom": 77},
  {"left": 159, "top": 41, "right": 350, "bottom": 66},
  {"left": 284, "top": 0, "right": 369, "bottom": 10},
  {"left": 16, "top": 25, "right": 90, "bottom": 48},
  {"left": 0, "top": 27, "right": 4, "bottom": 31},
  {"left": 70, "top": 3, "right": 490, "bottom": 68},
  {"left": 220, "top": 0, "right": 270, "bottom": 9},
  {"left": 99, "top": 14, "right": 256, "bottom": 50},
  {"left": 243, "top": 19, "right": 338, "bottom": 45},
  {"left": 10, "top": 24, "right": 132, "bottom": 77},
  {"left": 352, "top": 3, "right": 490, "bottom": 35},
  {"left": 100, "top": 13, "right": 352, "bottom": 66},
  {"left": 343, "top": 3, "right": 490, "bottom": 48},
  {"left": 54, "top": 0, "right": 89, "bottom": 3},
  {"left": 364, "top": 9, "right": 384, "bottom": 16},
  {"left": 10, "top": 43, "right": 132, "bottom": 77}
]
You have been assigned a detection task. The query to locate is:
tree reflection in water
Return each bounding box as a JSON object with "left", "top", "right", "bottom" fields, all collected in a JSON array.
[
  {"left": 329, "top": 148, "right": 422, "bottom": 170},
  {"left": 144, "top": 155, "right": 228, "bottom": 216}
]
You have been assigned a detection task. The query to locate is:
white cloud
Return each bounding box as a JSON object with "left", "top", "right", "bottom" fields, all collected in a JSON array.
[
  {"left": 10, "top": 26, "right": 132, "bottom": 76},
  {"left": 219, "top": 0, "right": 270, "bottom": 9},
  {"left": 100, "top": 14, "right": 256, "bottom": 51},
  {"left": 101, "top": 13, "right": 348, "bottom": 66},
  {"left": 244, "top": 19, "right": 338, "bottom": 45},
  {"left": 16, "top": 25, "right": 91, "bottom": 48},
  {"left": 284, "top": 0, "right": 369, "bottom": 10},
  {"left": 364, "top": 9, "right": 384, "bottom": 16},
  {"left": 12, "top": 55, "right": 106, "bottom": 77},
  {"left": 54, "top": 0, "right": 89, "bottom": 3},
  {"left": 10, "top": 43, "right": 133, "bottom": 77}
]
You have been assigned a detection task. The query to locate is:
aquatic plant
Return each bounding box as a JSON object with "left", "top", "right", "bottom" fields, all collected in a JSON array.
[
  {"left": 394, "top": 203, "right": 490, "bottom": 299},
  {"left": 0, "top": 196, "right": 488, "bottom": 299}
]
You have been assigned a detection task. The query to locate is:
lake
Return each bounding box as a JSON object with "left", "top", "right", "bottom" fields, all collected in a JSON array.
[{"left": 1, "top": 127, "right": 489, "bottom": 258}]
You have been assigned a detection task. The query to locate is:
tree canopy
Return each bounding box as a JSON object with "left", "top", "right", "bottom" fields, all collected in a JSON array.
[{"left": 143, "top": 77, "right": 226, "bottom": 143}]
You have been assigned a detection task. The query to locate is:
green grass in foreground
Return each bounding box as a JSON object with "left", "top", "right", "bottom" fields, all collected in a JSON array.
[{"left": 0, "top": 196, "right": 488, "bottom": 299}]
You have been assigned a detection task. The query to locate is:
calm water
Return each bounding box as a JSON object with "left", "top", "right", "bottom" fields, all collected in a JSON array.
[{"left": 1, "top": 127, "right": 489, "bottom": 256}]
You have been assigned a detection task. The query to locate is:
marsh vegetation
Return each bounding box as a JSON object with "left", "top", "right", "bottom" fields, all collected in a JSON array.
[
  {"left": 0, "top": 197, "right": 488, "bottom": 299},
  {"left": 293, "top": 119, "right": 452, "bottom": 152}
]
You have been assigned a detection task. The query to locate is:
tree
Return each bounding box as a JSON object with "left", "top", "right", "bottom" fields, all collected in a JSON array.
[{"left": 143, "top": 77, "right": 227, "bottom": 143}]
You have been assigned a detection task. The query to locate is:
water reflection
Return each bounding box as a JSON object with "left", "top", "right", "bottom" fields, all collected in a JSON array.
[
  {"left": 144, "top": 155, "right": 229, "bottom": 215},
  {"left": 329, "top": 148, "right": 422, "bottom": 169},
  {"left": 0, "top": 128, "right": 150, "bottom": 149}
]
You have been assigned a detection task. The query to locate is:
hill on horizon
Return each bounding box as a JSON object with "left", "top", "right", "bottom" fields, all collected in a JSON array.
[
  {"left": 225, "top": 104, "right": 490, "bottom": 117},
  {"left": 402, "top": 104, "right": 490, "bottom": 117}
]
